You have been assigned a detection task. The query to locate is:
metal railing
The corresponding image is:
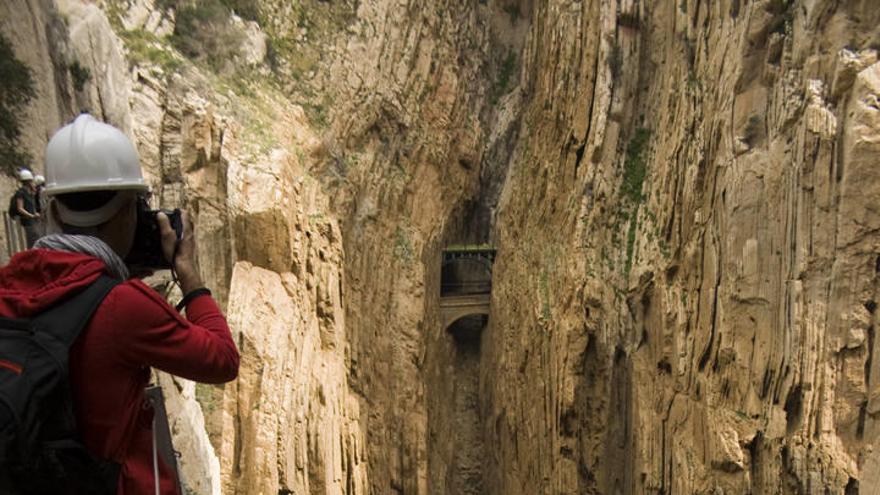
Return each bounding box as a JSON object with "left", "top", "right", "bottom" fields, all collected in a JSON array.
[
  {"left": 440, "top": 281, "right": 492, "bottom": 295},
  {"left": 442, "top": 248, "right": 496, "bottom": 265},
  {"left": 2, "top": 212, "right": 27, "bottom": 261}
]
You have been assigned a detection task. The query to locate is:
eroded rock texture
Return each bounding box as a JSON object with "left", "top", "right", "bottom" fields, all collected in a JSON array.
[
  {"left": 487, "top": 1, "right": 880, "bottom": 493},
  {"left": 2, "top": 0, "right": 880, "bottom": 493}
]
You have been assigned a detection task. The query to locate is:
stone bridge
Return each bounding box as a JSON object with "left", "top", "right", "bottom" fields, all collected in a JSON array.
[{"left": 439, "top": 247, "right": 494, "bottom": 329}]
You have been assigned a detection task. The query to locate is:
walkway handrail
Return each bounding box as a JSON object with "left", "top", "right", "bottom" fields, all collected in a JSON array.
[
  {"left": 441, "top": 281, "right": 492, "bottom": 295},
  {"left": 442, "top": 249, "right": 496, "bottom": 263},
  {"left": 2, "top": 212, "right": 27, "bottom": 262}
]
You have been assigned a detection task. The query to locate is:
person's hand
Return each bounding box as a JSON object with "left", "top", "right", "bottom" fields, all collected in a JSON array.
[
  {"left": 157, "top": 210, "right": 180, "bottom": 263},
  {"left": 157, "top": 210, "right": 203, "bottom": 294}
]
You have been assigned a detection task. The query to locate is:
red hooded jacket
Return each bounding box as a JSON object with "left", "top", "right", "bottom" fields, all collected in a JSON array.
[{"left": 0, "top": 249, "right": 240, "bottom": 495}]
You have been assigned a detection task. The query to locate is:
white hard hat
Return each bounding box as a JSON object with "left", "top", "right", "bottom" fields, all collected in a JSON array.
[
  {"left": 34, "top": 174, "right": 45, "bottom": 185},
  {"left": 18, "top": 169, "right": 33, "bottom": 182},
  {"left": 44, "top": 114, "right": 148, "bottom": 196}
]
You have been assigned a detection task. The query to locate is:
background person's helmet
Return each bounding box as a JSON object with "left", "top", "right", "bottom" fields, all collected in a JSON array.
[
  {"left": 43, "top": 114, "right": 148, "bottom": 196},
  {"left": 34, "top": 174, "right": 45, "bottom": 186},
  {"left": 18, "top": 169, "right": 33, "bottom": 182}
]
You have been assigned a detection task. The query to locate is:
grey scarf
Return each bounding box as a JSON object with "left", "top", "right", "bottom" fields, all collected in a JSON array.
[{"left": 34, "top": 234, "right": 129, "bottom": 280}]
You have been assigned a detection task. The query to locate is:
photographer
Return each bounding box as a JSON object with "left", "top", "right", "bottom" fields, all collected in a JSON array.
[{"left": 0, "top": 114, "right": 239, "bottom": 494}]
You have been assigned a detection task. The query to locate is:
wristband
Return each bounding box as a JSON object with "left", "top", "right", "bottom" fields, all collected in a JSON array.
[{"left": 176, "top": 287, "right": 211, "bottom": 312}]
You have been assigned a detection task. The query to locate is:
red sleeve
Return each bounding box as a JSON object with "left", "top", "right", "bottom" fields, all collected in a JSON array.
[{"left": 108, "top": 280, "right": 240, "bottom": 383}]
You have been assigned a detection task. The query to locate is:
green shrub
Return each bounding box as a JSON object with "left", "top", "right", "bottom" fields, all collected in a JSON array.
[
  {"left": 68, "top": 60, "right": 91, "bottom": 91},
  {"left": 621, "top": 128, "right": 651, "bottom": 204},
  {"left": 220, "top": 0, "right": 260, "bottom": 22},
  {"left": 394, "top": 227, "right": 414, "bottom": 262},
  {"left": 0, "top": 34, "right": 36, "bottom": 175},
  {"left": 619, "top": 128, "right": 651, "bottom": 275},
  {"left": 171, "top": 0, "right": 244, "bottom": 72},
  {"left": 490, "top": 50, "right": 517, "bottom": 104},
  {"left": 118, "top": 29, "right": 181, "bottom": 71},
  {"left": 302, "top": 100, "right": 328, "bottom": 128}
]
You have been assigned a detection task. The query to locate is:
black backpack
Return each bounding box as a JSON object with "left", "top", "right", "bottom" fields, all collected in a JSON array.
[
  {"left": 0, "top": 276, "right": 120, "bottom": 494},
  {"left": 7, "top": 191, "right": 20, "bottom": 219}
]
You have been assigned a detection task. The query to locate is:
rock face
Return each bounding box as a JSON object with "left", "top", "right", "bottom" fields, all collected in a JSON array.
[
  {"left": 485, "top": 2, "right": 880, "bottom": 493},
  {"left": 3, "top": 0, "right": 880, "bottom": 493},
  {"left": 0, "top": 0, "right": 77, "bottom": 167},
  {"left": 0, "top": 0, "right": 74, "bottom": 261}
]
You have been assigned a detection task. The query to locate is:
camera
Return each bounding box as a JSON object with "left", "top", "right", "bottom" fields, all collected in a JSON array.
[{"left": 125, "top": 196, "right": 183, "bottom": 269}]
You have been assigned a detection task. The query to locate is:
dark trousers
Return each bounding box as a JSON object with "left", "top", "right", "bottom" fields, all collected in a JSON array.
[{"left": 23, "top": 223, "right": 39, "bottom": 248}]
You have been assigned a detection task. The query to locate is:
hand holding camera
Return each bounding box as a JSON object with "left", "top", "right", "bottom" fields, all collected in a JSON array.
[
  {"left": 124, "top": 196, "right": 203, "bottom": 293},
  {"left": 157, "top": 209, "right": 204, "bottom": 295}
]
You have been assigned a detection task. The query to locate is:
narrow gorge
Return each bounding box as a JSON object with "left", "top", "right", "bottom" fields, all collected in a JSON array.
[{"left": 2, "top": 0, "right": 880, "bottom": 493}]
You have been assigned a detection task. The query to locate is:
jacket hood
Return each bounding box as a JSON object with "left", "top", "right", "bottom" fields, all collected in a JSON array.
[{"left": 0, "top": 249, "right": 108, "bottom": 317}]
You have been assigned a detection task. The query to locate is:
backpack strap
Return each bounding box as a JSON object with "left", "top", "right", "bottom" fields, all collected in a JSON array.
[{"left": 33, "top": 275, "right": 119, "bottom": 347}]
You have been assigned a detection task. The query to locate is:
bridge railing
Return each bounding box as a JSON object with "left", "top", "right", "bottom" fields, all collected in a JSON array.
[
  {"left": 440, "top": 281, "right": 492, "bottom": 296},
  {"left": 442, "top": 248, "right": 496, "bottom": 264},
  {"left": 2, "top": 212, "right": 26, "bottom": 262}
]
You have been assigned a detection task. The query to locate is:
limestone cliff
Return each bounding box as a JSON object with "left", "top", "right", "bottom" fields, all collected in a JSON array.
[
  {"left": 2, "top": 0, "right": 880, "bottom": 493},
  {"left": 486, "top": 1, "right": 880, "bottom": 493}
]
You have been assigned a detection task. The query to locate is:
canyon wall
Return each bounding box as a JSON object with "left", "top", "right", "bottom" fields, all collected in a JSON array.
[
  {"left": 2, "top": 0, "right": 880, "bottom": 493},
  {"left": 485, "top": 0, "right": 880, "bottom": 493}
]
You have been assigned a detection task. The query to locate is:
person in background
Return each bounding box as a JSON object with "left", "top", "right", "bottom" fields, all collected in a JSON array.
[
  {"left": 13, "top": 169, "right": 40, "bottom": 247},
  {"left": 33, "top": 174, "right": 45, "bottom": 236},
  {"left": 33, "top": 174, "right": 44, "bottom": 212}
]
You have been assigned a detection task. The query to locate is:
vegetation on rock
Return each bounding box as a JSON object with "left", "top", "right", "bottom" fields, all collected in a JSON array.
[
  {"left": 0, "top": 34, "right": 36, "bottom": 175},
  {"left": 491, "top": 50, "right": 518, "bottom": 104},
  {"left": 394, "top": 226, "right": 414, "bottom": 262},
  {"left": 118, "top": 29, "right": 182, "bottom": 72},
  {"left": 170, "top": 0, "right": 245, "bottom": 73},
  {"left": 621, "top": 128, "right": 651, "bottom": 205},
  {"left": 68, "top": 60, "right": 92, "bottom": 92},
  {"left": 620, "top": 127, "right": 651, "bottom": 274}
]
